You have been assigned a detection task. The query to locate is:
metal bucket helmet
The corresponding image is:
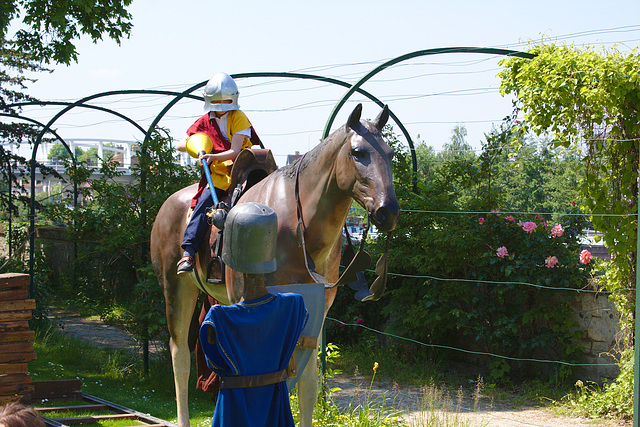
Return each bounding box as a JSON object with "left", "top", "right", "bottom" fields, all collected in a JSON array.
[
  {"left": 222, "top": 202, "right": 277, "bottom": 274},
  {"left": 203, "top": 72, "right": 240, "bottom": 112}
]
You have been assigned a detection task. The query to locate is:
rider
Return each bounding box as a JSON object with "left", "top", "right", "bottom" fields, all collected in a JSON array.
[{"left": 176, "top": 72, "right": 258, "bottom": 274}]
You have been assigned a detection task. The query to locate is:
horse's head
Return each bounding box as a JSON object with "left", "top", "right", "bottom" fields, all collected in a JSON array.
[{"left": 336, "top": 104, "right": 400, "bottom": 232}]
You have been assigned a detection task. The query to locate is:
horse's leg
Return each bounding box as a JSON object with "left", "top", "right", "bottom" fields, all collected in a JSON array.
[{"left": 165, "top": 278, "right": 200, "bottom": 427}]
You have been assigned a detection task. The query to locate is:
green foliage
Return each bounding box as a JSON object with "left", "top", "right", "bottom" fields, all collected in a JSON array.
[
  {"left": 341, "top": 120, "right": 591, "bottom": 383},
  {"left": 499, "top": 43, "right": 640, "bottom": 343},
  {"left": 561, "top": 351, "right": 633, "bottom": 420},
  {"left": 41, "top": 129, "right": 198, "bottom": 343},
  {"left": 1, "top": 0, "right": 133, "bottom": 226},
  {"left": 1, "top": 0, "right": 133, "bottom": 66}
]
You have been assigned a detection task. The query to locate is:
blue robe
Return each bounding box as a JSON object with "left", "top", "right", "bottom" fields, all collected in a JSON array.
[{"left": 199, "top": 293, "right": 307, "bottom": 427}]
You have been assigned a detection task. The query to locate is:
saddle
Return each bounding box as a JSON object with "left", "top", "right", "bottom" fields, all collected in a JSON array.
[{"left": 205, "top": 148, "right": 278, "bottom": 284}]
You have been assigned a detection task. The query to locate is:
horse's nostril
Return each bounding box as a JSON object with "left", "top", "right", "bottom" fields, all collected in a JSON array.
[{"left": 375, "top": 207, "right": 387, "bottom": 223}]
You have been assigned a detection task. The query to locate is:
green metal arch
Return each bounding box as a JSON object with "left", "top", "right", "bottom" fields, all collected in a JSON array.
[
  {"left": 142, "top": 72, "right": 413, "bottom": 152},
  {"left": 322, "top": 47, "right": 535, "bottom": 181}
]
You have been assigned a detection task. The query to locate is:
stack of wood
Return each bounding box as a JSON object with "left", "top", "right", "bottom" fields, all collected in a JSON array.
[{"left": 0, "top": 273, "right": 36, "bottom": 404}]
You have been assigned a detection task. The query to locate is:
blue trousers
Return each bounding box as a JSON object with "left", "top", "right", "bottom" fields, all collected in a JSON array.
[{"left": 181, "top": 187, "right": 227, "bottom": 255}]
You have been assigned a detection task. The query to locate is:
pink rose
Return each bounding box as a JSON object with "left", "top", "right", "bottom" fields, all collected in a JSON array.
[
  {"left": 572, "top": 201, "right": 577, "bottom": 206},
  {"left": 478, "top": 218, "right": 484, "bottom": 225},
  {"left": 580, "top": 250, "right": 592, "bottom": 265},
  {"left": 545, "top": 256, "right": 558, "bottom": 269},
  {"left": 551, "top": 224, "right": 564, "bottom": 238},
  {"left": 521, "top": 221, "right": 538, "bottom": 233},
  {"left": 496, "top": 246, "right": 509, "bottom": 258},
  {"left": 504, "top": 215, "right": 516, "bottom": 222},
  {"left": 356, "top": 318, "right": 364, "bottom": 325},
  {"left": 491, "top": 209, "right": 501, "bottom": 217}
]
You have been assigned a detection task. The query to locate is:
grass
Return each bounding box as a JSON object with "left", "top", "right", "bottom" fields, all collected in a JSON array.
[{"left": 29, "top": 322, "right": 580, "bottom": 427}]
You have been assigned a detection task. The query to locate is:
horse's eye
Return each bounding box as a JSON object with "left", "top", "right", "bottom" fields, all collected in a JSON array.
[{"left": 351, "top": 147, "right": 366, "bottom": 160}]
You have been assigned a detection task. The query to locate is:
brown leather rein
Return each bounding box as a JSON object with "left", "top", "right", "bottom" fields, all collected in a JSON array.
[{"left": 294, "top": 153, "right": 390, "bottom": 300}]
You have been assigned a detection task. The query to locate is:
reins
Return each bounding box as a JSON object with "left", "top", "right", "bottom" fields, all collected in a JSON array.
[{"left": 294, "top": 152, "right": 391, "bottom": 301}]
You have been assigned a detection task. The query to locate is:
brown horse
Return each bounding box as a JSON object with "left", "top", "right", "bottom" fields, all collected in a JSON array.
[{"left": 150, "top": 103, "right": 399, "bottom": 427}]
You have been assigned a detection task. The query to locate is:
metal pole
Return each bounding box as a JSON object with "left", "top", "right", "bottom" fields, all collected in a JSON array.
[
  {"left": 8, "top": 156, "right": 12, "bottom": 259},
  {"left": 634, "top": 162, "right": 640, "bottom": 425}
]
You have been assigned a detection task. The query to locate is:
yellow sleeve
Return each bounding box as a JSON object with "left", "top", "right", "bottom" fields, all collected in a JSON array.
[
  {"left": 228, "top": 110, "right": 251, "bottom": 135},
  {"left": 228, "top": 110, "right": 253, "bottom": 149}
]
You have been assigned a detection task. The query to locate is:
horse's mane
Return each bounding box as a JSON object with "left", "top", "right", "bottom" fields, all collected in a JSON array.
[{"left": 277, "top": 124, "right": 348, "bottom": 180}]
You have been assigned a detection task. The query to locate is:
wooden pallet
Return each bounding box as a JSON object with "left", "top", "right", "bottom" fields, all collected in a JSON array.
[
  {"left": 33, "top": 380, "right": 176, "bottom": 427},
  {"left": 0, "top": 273, "right": 36, "bottom": 404}
]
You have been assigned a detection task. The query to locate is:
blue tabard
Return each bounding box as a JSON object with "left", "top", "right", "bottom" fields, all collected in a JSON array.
[{"left": 199, "top": 293, "right": 308, "bottom": 427}]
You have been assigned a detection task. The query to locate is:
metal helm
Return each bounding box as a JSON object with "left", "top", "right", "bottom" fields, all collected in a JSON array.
[
  {"left": 222, "top": 203, "right": 277, "bottom": 274},
  {"left": 203, "top": 72, "right": 240, "bottom": 112}
]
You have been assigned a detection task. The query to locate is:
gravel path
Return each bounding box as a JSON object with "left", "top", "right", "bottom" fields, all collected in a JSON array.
[
  {"left": 48, "top": 308, "right": 629, "bottom": 426},
  {"left": 325, "top": 374, "right": 628, "bottom": 427},
  {"left": 48, "top": 307, "right": 165, "bottom": 356}
]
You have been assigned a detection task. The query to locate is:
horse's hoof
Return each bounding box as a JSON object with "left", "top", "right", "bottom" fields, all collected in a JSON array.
[{"left": 177, "top": 256, "right": 194, "bottom": 274}]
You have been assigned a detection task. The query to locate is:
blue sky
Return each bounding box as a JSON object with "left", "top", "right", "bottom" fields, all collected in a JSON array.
[{"left": 17, "top": 0, "right": 640, "bottom": 165}]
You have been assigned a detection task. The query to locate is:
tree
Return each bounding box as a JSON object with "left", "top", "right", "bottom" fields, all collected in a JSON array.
[
  {"left": 1, "top": 0, "right": 134, "bottom": 219},
  {"left": 1, "top": 0, "right": 133, "bottom": 65},
  {"left": 442, "top": 123, "right": 472, "bottom": 156},
  {"left": 47, "top": 143, "right": 82, "bottom": 161}
]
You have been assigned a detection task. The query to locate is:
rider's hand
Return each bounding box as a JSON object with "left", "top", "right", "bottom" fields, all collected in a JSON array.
[{"left": 198, "top": 153, "right": 213, "bottom": 165}]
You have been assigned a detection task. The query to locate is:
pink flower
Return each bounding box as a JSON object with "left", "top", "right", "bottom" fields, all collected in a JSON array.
[
  {"left": 491, "top": 209, "right": 501, "bottom": 217},
  {"left": 496, "top": 246, "right": 509, "bottom": 258},
  {"left": 356, "top": 318, "right": 364, "bottom": 325},
  {"left": 478, "top": 218, "right": 484, "bottom": 225},
  {"left": 504, "top": 215, "right": 516, "bottom": 222},
  {"left": 580, "top": 250, "right": 592, "bottom": 265},
  {"left": 572, "top": 201, "right": 577, "bottom": 206},
  {"left": 551, "top": 224, "right": 564, "bottom": 238},
  {"left": 521, "top": 221, "right": 538, "bottom": 233},
  {"left": 545, "top": 256, "right": 558, "bottom": 269}
]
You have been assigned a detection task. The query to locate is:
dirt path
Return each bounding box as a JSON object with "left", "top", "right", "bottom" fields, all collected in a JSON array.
[
  {"left": 325, "top": 374, "right": 627, "bottom": 427},
  {"left": 47, "top": 307, "right": 165, "bottom": 356},
  {"left": 48, "top": 308, "right": 628, "bottom": 427}
]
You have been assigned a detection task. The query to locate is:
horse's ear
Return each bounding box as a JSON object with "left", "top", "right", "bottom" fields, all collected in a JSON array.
[
  {"left": 347, "top": 103, "right": 363, "bottom": 129},
  {"left": 373, "top": 105, "right": 389, "bottom": 130}
]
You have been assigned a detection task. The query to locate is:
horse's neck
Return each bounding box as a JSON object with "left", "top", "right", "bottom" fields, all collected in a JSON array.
[{"left": 297, "top": 134, "right": 352, "bottom": 253}]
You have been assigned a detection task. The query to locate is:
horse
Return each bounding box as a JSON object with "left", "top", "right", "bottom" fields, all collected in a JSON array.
[{"left": 150, "top": 103, "right": 400, "bottom": 427}]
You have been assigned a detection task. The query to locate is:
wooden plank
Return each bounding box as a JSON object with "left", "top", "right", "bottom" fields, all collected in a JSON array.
[
  {"left": 0, "top": 321, "right": 29, "bottom": 333},
  {"left": 36, "top": 404, "right": 109, "bottom": 413},
  {"left": 0, "top": 288, "right": 29, "bottom": 302},
  {"left": 0, "top": 330, "right": 35, "bottom": 344},
  {"left": 0, "top": 382, "right": 34, "bottom": 395},
  {"left": 0, "top": 352, "right": 37, "bottom": 364},
  {"left": 31, "top": 380, "right": 83, "bottom": 400},
  {"left": 0, "top": 374, "right": 31, "bottom": 386},
  {"left": 0, "top": 310, "right": 33, "bottom": 322},
  {"left": 0, "top": 395, "right": 22, "bottom": 404},
  {"left": 0, "top": 300, "right": 36, "bottom": 312},
  {"left": 52, "top": 413, "right": 137, "bottom": 424},
  {"left": 0, "top": 363, "right": 29, "bottom": 375},
  {"left": 0, "top": 274, "right": 30, "bottom": 290},
  {"left": 0, "top": 342, "right": 33, "bottom": 354}
]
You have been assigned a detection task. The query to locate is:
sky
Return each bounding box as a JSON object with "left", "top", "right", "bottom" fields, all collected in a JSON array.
[{"left": 12, "top": 0, "right": 640, "bottom": 166}]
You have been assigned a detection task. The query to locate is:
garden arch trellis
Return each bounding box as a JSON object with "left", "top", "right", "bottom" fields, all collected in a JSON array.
[
  {"left": 17, "top": 45, "right": 536, "bottom": 282},
  {"left": 17, "top": 48, "right": 638, "bottom": 418}
]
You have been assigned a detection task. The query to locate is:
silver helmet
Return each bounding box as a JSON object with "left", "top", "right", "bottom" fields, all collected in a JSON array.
[
  {"left": 203, "top": 72, "right": 240, "bottom": 112},
  {"left": 222, "top": 203, "right": 277, "bottom": 274}
]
